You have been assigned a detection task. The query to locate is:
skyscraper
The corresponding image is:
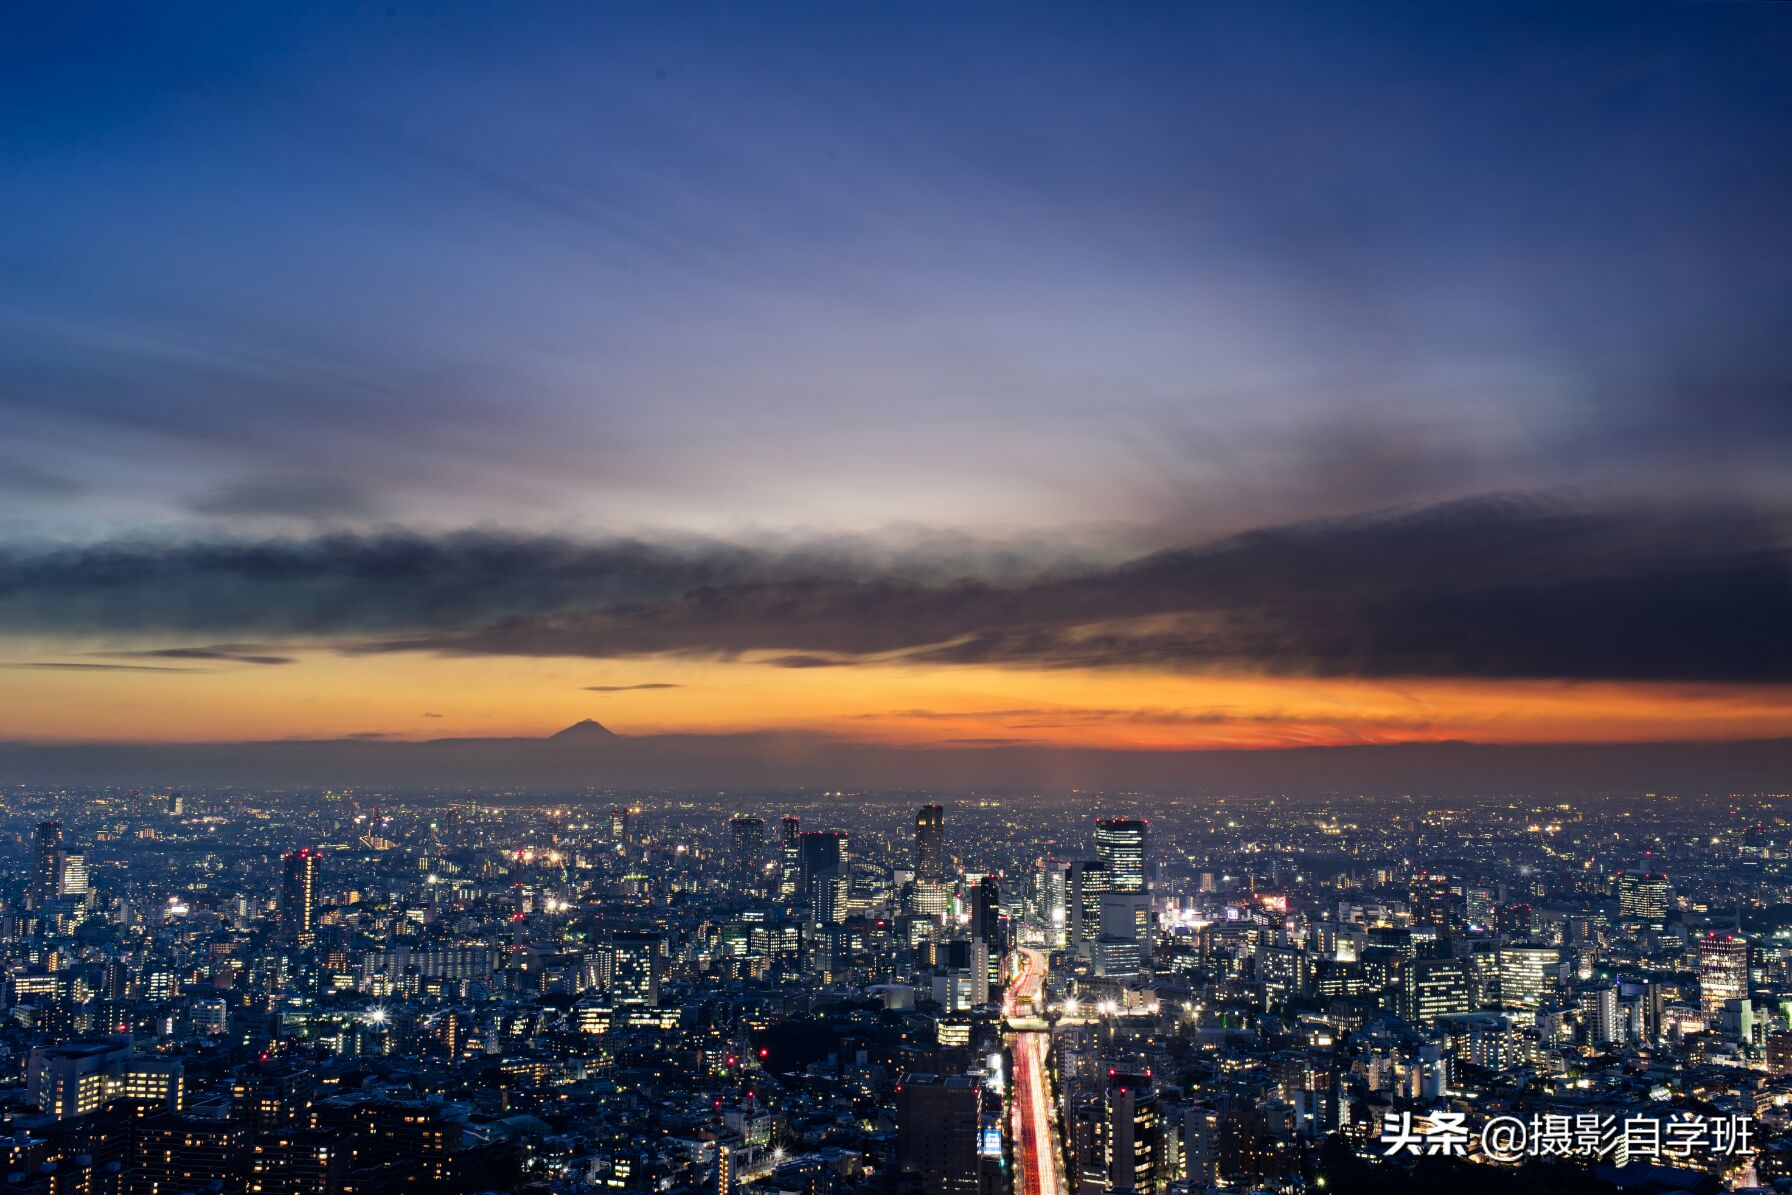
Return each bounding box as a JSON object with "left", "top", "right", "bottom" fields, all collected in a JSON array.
[
  {"left": 799, "top": 832, "right": 849, "bottom": 926},
  {"left": 1699, "top": 932, "right": 1749, "bottom": 1021},
  {"left": 729, "top": 815, "right": 765, "bottom": 883},
  {"left": 280, "top": 849, "right": 318, "bottom": 947},
  {"left": 915, "top": 804, "right": 945, "bottom": 883},
  {"left": 1094, "top": 819, "right": 1147, "bottom": 894},
  {"left": 57, "top": 851, "right": 88, "bottom": 899},
  {"left": 1617, "top": 872, "right": 1672, "bottom": 930},
  {"left": 778, "top": 815, "right": 801, "bottom": 899},
  {"left": 611, "top": 931, "right": 664, "bottom": 1004},
  {"left": 971, "top": 874, "right": 1001, "bottom": 1006},
  {"left": 1409, "top": 870, "right": 1454, "bottom": 930},
  {"left": 33, "top": 821, "right": 62, "bottom": 907},
  {"left": 1400, "top": 956, "right": 1472, "bottom": 1024},
  {"left": 1103, "top": 1071, "right": 1163, "bottom": 1195}
]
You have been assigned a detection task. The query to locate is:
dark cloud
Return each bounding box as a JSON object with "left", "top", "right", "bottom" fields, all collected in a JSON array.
[
  {"left": 99, "top": 645, "right": 294, "bottom": 666},
  {"left": 1, "top": 495, "right": 1789, "bottom": 683},
  {"left": 5, "top": 661, "right": 202, "bottom": 673},
  {"left": 582, "top": 683, "right": 682, "bottom": 692}
]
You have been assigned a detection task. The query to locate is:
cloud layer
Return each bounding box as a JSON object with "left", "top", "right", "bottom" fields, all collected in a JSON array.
[{"left": 2, "top": 494, "right": 1787, "bottom": 684}]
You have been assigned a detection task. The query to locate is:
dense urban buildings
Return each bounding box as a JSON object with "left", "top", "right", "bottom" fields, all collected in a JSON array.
[{"left": 0, "top": 785, "right": 1778, "bottom": 1195}]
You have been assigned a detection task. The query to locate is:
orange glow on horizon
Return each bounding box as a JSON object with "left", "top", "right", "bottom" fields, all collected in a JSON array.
[{"left": 3, "top": 642, "right": 1792, "bottom": 751}]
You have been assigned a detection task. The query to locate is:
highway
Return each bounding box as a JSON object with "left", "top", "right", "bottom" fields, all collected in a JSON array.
[{"left": 1005, "top": 948, "right": 1065, "bottom": 1195}]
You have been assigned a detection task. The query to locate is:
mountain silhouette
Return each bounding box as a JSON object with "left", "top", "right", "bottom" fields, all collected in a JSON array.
[{"left": 547, "top": 718, "right": 617, "bottom": 742}]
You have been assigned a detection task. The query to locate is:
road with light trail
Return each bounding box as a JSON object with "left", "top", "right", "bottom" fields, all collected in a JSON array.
[{"left": 1005, "top": 947, "right": 1064, "bottom": 1195}]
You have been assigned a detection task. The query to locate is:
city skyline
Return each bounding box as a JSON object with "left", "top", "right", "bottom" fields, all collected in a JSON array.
[{"left": 4, "top": 2, "right": 1792, "bottom": 762}]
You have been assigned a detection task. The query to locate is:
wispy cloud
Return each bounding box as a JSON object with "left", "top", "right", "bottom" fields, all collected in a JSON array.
[
  {"left": 5, "top": 661, "right": 204, "bottom": 674},
  {"left": 582, "top": 682, "right": 682, "bottom": 692}
]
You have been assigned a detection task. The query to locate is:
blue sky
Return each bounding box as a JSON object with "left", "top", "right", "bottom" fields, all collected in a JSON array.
[{"left": 4, "top": 1, "right": 1787, "bottom": 542}]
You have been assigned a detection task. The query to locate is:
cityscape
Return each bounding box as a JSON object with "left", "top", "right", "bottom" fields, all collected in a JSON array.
[{"left": 0, "top": 777, "right": 1783, "bottom": 1194}]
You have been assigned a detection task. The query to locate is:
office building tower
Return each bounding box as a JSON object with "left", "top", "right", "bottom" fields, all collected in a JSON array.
[
  {"left": 915, "top": 804, "right": 946, "bottom": 883},
  {"left": 32, "top": 821, "right": 61, "bottom": 907},
  {"left": 1617, "top": 872, "right": 1672, "bottom": 930},
  {"left": 730, "top": 815, "right": 766, "bottom": 883},
  {"left": 1699, "top": 932, "right": 1749, "bottom": 1021},
  {"left": 1409, "top": 870, "right": 1453, "bottom": 930},
  {"left": 779, "top": 815, "right": 801, "bottom": 898},
  {"left": 799, "top": 832, "right": 850, "bottom": 926},
  {"left": 1400, "top": 956, "right": 1471, "bottom": 1024},
  {"left": 281, "top": 849, "right": 318, "bottom": 947},
  {"left": 58, "top": 851, "right": 88, "bottom": 899},
  {"left": 1069, "top": 860, "right": 1112, "bottom": 948},
  {"left": 1496, "top": 945, "right": 1560, "bottom": 1010},
  {"left": 1103, "top": 1071, "right": 1163, "bottom": 1195},
  {"left": 895, "top": 1073, "right": 980, "bottom": 1195},
  {"left": 610, "top": 805, "right": 634, "bottom": 846},
  {"left": 611, "top": 931, "right": 664, "bottom": 1005},
  {"left": 1094, "top": 819, "right": 1147, "bottom": 894}
]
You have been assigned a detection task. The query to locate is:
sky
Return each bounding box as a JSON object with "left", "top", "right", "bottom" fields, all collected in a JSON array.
[{"left": 2, "top": 1, "right": 1791, "bottom": 760}]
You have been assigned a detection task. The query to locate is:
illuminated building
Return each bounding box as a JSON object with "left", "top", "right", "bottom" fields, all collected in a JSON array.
[
  {"left": 1699, "top": 932, "right": 1749, "bottom": 1021},
  {"left": 32, "top": 821, "right": 61, "bottom": 908},
  {"left": 1617, "top": 871, "right": 1672, "bottom": 930},
  {"left": 915, "top": 804, "right": 946, "bottom": 883},
  {"left": 1399, "top": 956, "right": 1471, "bottom": 1024},
  {"left": 1408, "top": 870, "right": 1453, "bottom": 930},
  {"left": 249, "top": 1128, "right": 347, "bottom": 1195},
  {"left": 1094, "top": 819, "right": 1148, "bottom": 894},
  {"left": 27, "top": 1039, "right": 184, "bottom": 1119},
  {"left": 1496, "top": 945, "right": 1560, "bottom": 1010},
  {"left": 1102, "top": 1070, "right": 1163, "bottom": 1195},
  {"left": 280, "top": 848, "right": 318, "bottom": 947},
  {"left": 799, "top": 832, "right": 849, "bottom": 927},
  {"left": 611, "top": 931, "right": 663, "bottom": 1005},
  {"left": 729, "top": 815, "right": 765, "bottom": 882},
  {"left": 778, "top": 815, "right": 801, "bottom": 898}
]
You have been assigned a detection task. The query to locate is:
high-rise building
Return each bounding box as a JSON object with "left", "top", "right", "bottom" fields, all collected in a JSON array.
[
  {"left": 1094, "top": 819, "right": 1147, "bottom": 894},
  {"left": 32, "top": 821, "right": 61, "bottom": 907},
  {"left": 970, "top": 874, "right": 1001, "bottom": 1006},
  {"left": 611, "top": 931, "right": 664, "bottom": 1005},
  {"left": 895, "top": 1072, "right": 980, "bottom": 1195},
  {"left": 729, "top": 816, "right": 766, "bottom": 883},
  {"left": 1102, "top": 1070, "right": 1163, "bottom": 1195},
  {"left": 1409, "top": 870, "right": 1454, "bottom": 930},
  {"left": 610, "top": 806, "right": 634, "bottom": 846},
  {"left": 915, "top": 804, "right": 946, "bottom": 883},
  {"left": 799, "top": 832, "right": 849, "bottom": 926},
  {"left": 1400, "top": 956, "right": 1471, "bottom": 1024},
  {"left": 1617, "top": 872, "right": 1672, "bottom": 930},
  {"left": 779, "top": 815, "right": 801, "bottom": 898},
  {"left": 1496, "top": 945, "right": 1560, "bottom": 1010},
  {"left": 58, "top": 851, "right": 88, "bottom": 899},
  {"left": 281, "top": 849, "right": 318, "bottom": 947},
  {"left": 1069, "top": 860, "right": 1112, "bottom": 948},
  {"left": 1699, "top": 932, "right": 1749, "bottom": 1021}
]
